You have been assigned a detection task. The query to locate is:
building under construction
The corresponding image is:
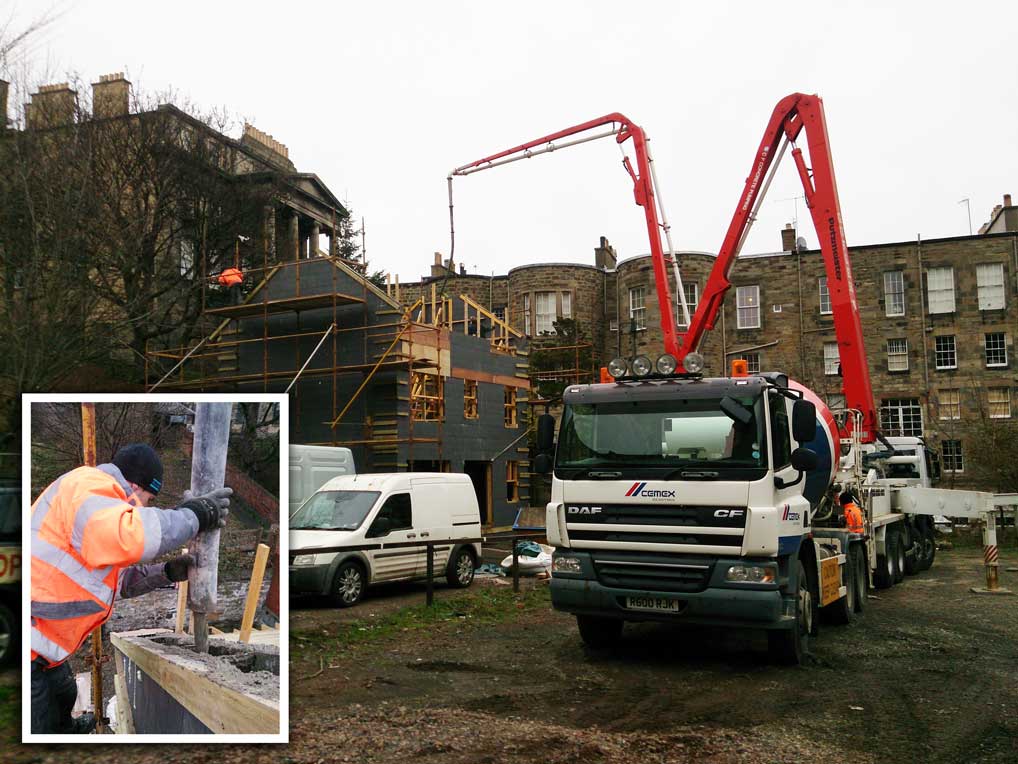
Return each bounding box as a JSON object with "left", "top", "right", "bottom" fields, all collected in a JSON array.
[{"left": 147, "top": 255, "right": 532, "bottom": 527}]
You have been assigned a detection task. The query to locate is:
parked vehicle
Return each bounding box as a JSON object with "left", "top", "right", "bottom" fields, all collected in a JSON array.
[
  {"left": 289, "top": 472, "right": 482, "bottom": 607},
  {"left": 288, "top": 445, "right": 355, "bottom": 515}
]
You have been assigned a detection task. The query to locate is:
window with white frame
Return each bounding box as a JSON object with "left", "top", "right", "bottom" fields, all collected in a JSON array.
[
  {"left": 880, "top": 398, "right": 923, "bottom": 437},
  {"left": 937, "top": 389, "right": 960, "bottom": 420},
  {"left": 535, "top": 291, "right": 556, "bottom": 335},
  {"left": 935, "top": 335, "right": 957, "bottom": 370},
  {"left": 985, "top": 332, "right": 1008, "bottom": 367},
  {"left": 736, "top": 285, "right": 760, "bottom": 329},
  {"left": 677, "top": 282, "right": 698, "bottom": 326},
  {"left": 523, "top": 293, "right": 531, "bottom": 336},
  {"left": 609, "top": 318, "right": 619, "bottom": 332},
  {"left": 977, "top": 263, "right": 1005, "bottom": 310},
  {"left": 823, "top": 342, "right": 840, "bottom": 376},
  {"left": 492, "top": 306, "right": 505, "bottom": 322},
  {"left": 988, "top": 387, "right": 1011, "bottom": 419},
  {"left": 883, "top": 271, "right": 905, "bottom": 317},
  {"left": 926, "top": 266, "right": 955, "bottom": 314},
  {"left": 942, "top": 440, "right": 963, "bottom": 472},
  {"left": 742, "top": 352, "right": 761, "bottom": 374},
  {"left": 887, "top": 338, "right": 909, "bottom": 372},
  {"left": 629, "top": 286, "right": 646, "bottom": 330},
  {"left": 560, "top": 290, "right": 572, "bottom": 319},
  {"left": 818, "top": 277, "right": 832, "bottom": 315}
]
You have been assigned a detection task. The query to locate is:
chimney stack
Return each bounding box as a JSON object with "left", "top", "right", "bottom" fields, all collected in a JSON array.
[
  {"left": 27, "top": 83, "right": 77, "bottom": 128},
  {"left": 92, "top": 73, "right": 131, "bottom": 119},
  {"left": 594, "top": 235, "right": 618, "bottom": 270},
  {"left": 1005, "top": 193, "right": 1013, "bottom": 208},
  {"left": 0, "top": 79, "right": 8, "bottom": 129},
  {"left": 781, "top": 223, "right": 797, "bottom": 252}
]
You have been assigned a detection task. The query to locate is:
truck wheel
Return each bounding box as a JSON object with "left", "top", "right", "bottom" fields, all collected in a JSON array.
[
  {"left": 851, "top": 544, "right": 868, "bottom": 613},
  {"left": 919, "top": 524, "right": 937, "bottom": 571},
  {"left": 576, "top": 615, "right": 623, "bottom": 649},
  {"left": 874, "top": 529, "right": 898, "bottom": 589},
  {"left": 768, "top": 559, "right": 810, "bottom": 665},
  {"left": 902, "top": 524, "right": 920, "bottom": 576},
  {"left": 446, "top": 547, "right": 476, "bottom": 588},
  {"left": 821, "top": 555, "right": 854, "bottom": 626},
  {"left": 893, "top": 526, "right": 907, "bottom": 583},
  {"left": 0, "top": 602, "right": 16, "bottom": 667},
  {"left": 331, "top": 561, "right": 366, "bottom": 608}
]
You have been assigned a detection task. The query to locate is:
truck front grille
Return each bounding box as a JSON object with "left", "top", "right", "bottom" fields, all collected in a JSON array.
[{"left": 592, "top": 552, "right": 712, "bottom": 593}]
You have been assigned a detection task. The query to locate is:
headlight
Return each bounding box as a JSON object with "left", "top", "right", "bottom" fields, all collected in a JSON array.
[
  {"left": 725, "top": 564, "right": 775, "bottom": 584},
  {"left": 631, "top": 355, "right": 653, "bottom": 377},
  {"left": 552, "top": 556, "right": 583, "bottom": 574},
  {"left": 683, "top": 352, "right": 705, "bottom": 374},
  {"left": 292, "top": 554, "right": 317, "bottom": 566},
  {"left": 607, "top": 357, "right": 629, "bottom": 379},
  {"left": 656, "top": 353, "right": 678, "bottom": 375}
]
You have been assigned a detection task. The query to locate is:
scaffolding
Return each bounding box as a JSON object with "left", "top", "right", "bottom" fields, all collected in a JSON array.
[{"left": 143, "top": 256, "right": 526, "bottom": 469}]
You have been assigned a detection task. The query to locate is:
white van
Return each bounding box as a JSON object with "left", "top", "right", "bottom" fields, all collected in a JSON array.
[
  {"left": 289, "top": 445, "right": 355, "bottom": 515},
  {"left": 289, "top": 473, "right": 482, "bottom": 606}
]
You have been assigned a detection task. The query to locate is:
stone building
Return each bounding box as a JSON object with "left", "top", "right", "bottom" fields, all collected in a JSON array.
[{"left": 396, "top": 196, "right": 1018, "bottom": 491}]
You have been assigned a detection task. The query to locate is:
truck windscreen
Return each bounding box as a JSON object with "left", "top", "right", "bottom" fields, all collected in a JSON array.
[{"left": 557, "top": 396, "right": 767, "bottom": 474}]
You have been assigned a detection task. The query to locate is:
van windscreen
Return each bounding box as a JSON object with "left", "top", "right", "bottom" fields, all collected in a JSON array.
[{"left": 290, "top": 490, "right": 381, "bottom": 530}]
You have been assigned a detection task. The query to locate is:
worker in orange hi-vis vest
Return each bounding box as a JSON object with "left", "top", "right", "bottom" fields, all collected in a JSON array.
[
  {"left": 218, "top": 266, "right": 244, "bottom": 305},
  {"left": 841, "top": 492, "right": 866, "bottom": 534},
  {"left": 30, "top": 443, "right": 232, "bottom": 734}
]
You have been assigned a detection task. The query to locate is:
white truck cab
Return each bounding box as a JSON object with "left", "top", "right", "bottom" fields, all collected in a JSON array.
[{"left": 289, "top": 473, "right": 482, "bottom": 606}]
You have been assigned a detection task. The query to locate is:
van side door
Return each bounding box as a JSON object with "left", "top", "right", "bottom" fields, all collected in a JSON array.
[{"left": 364, "top": 492, "right": 422, "bottom": 582}]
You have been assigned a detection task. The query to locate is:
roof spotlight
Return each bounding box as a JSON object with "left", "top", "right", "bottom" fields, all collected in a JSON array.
[
  {"left": 607, "top": 357, "right": 629, "bottom": 379},
  {"left": 631, "top": 355, "right": 653, "bottom": 377},
  {"left": 683, "top": 352, "right": 706, "bottom": 374},
  {"left": 656, "top": 353, "right": 678, "bottom": 375}
]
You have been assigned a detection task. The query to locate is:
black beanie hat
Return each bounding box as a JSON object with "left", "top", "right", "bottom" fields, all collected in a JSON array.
[{"left": 112, "top": 443, "right": 163, "bottom": 495}]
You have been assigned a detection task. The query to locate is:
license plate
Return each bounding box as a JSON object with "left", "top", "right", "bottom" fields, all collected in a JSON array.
[{"left": 625, "top": 595, "right": 681, "bottom": 612}]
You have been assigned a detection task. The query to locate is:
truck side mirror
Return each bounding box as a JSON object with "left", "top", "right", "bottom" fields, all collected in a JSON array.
[
  {"left": 792, "top": 399, "right": 817, "bottom": 443},
  {"left": 537, "top": 413, "right": 556, "bottom": 452},
  {"left": 534, "top": 453, "right": 552, "bottom": 474},
  {"left": 791, "top": 447, "right": 818, "bottom": 472}
]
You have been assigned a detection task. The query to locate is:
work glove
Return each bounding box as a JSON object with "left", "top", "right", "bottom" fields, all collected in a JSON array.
[
  {"left": 163, "top": 554, "right": 195, "bottom": 582},
  {"left": 179, "top": 487, "right": 233, "bottom": 532}
]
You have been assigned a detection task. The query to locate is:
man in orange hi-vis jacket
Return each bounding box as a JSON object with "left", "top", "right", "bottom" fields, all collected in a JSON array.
[
  {"left": 217, "top": 266, "right": 244, "bottom": 305},
  {"left": 841, "top": 492, "right": 866, "bottom": 534},
  {"left": 30, "top": 443, "right": 232, "bottom": 734}
]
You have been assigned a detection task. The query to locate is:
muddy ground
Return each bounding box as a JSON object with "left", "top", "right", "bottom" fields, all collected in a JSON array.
[{"left": 5, "top": 543, "right": 1017, "bottom": 763}]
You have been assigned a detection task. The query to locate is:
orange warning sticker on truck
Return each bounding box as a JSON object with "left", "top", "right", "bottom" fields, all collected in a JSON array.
[
  {"left": 0, "top": 546, "right": 22, "bottom": 584},
  {"left": 820, "top": 556, "right": 842, "bottom": 606}
]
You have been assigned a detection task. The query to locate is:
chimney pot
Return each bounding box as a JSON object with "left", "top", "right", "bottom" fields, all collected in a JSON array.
[
  {"left": 434, "top": 252, "right": 442, "bottom": 265},
  {"left": 1005, "top": 194, "right": 1013, "bottom": 208}
]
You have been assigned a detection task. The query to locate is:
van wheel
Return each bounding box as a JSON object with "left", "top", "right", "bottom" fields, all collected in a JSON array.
[
  {"left": 851, "top": 544, "right": 868, "bottom": 613},
  {"left": 447, "top": 547, "right": 475, "bottom": 588},
  {"left": 576, "top": 615, "right": 623, "bottom": 649},
  {"left": 331, "top": 561, "right": 365, "bottom": 608},
  {"left": 768, "top": 559, "right": 811, "bottom": 665},
  {"left": 0, "top": 603, "right": 16, "bottom": 666}
]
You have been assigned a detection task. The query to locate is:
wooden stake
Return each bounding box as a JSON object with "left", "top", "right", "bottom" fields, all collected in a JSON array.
[
  {"left": 239, "top": 543, "right": 270, "bottom": 643},
  {"left": 174, "top": 579, "right": 188, "bottom": 634}
]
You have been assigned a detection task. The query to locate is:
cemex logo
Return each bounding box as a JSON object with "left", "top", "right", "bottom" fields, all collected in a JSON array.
[{"left": 625, "top": 482, "right": 676, "bottom": 499}]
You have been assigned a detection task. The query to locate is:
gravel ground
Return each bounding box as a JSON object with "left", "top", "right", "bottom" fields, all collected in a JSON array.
[{"left": 4, "top": 543, "right": 1018, "bottom": 763}]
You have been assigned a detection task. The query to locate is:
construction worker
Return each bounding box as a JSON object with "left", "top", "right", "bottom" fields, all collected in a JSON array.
[
  {"left": 217, "top": 266, "right": 244, "bottom": 305},
  {"left": 841, "top": 491, "right": 866, "bottom": 534},
  {"left": 30, "top": 443, "right": 232, "bottom": 734}
]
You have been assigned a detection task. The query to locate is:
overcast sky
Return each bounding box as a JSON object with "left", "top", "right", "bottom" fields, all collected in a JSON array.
[{"left": 6, "top": 1, "right": 1018, "bottom": 281}]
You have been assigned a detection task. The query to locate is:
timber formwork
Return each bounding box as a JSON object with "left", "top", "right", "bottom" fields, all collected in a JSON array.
[{"left": 145, "top": 256, "right": 533, "bottom": 523}]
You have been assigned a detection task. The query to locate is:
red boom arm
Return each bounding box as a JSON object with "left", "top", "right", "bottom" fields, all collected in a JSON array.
[
  {"left": 680, "top": 93, "right": 878, "bottom": 442},
  {"left": 451, "top": 114, "right": 681, "bottom": 357}
]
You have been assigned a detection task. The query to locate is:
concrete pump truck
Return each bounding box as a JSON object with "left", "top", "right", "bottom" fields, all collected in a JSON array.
[{"left": 450, "top": 94, "right": 1004, "bottom": 665}]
